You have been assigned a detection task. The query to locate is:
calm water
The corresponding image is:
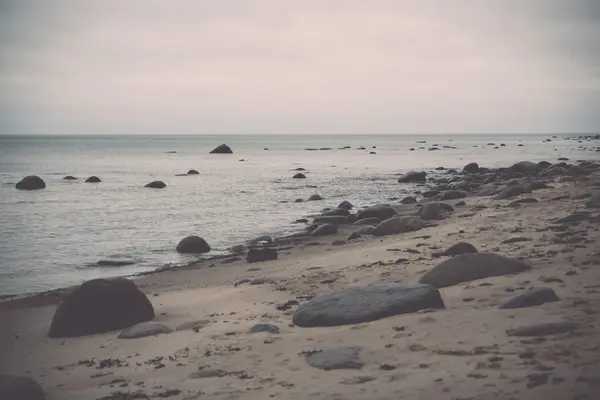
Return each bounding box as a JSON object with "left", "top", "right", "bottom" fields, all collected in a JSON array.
[{"left": 0, "top": 134, "right": 595, "bottom": 296}]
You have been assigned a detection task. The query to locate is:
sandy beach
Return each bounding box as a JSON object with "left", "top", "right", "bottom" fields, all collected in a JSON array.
[{"left": 2, "top": 157, "right": 600, "bottom": 400}]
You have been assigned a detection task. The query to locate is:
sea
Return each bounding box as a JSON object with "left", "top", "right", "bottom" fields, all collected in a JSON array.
[{"left": 0, "top": 134, "right": 596, "bottom": 296}]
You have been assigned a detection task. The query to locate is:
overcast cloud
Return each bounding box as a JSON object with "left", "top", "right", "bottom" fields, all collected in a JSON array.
[{"left": 0, "top": 0, "right": 598, "bottom": 135}]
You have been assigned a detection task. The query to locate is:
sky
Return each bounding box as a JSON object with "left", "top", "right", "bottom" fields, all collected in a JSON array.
[{"left": 0, "top": 0, "right": 599, "bottom": 135}]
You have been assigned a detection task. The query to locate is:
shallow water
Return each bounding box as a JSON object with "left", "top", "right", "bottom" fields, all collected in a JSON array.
[{"left": 0, "top": 134, "right": 594, "bottom": 295}]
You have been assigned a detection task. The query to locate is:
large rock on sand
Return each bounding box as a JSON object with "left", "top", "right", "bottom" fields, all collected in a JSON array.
[
  {"left": 304, "top": 346, "right": 364, "bottom": 370},
  {"left": 499, "top": 287, "right": 559, "bottom": 309},
  {"left": 433, "top": 242, "right": 478, "bottom": 257},
  {"left": 418, "top": 202, "right": 452, "bottom": 220},
  {"left": 15, "top": 175, "right": 46, "bottom": 190},
  {"left": 356, "top": 205, "right": 397, "bottom": 221},
  {"left": 209, "top": 144, "right": 233, "bottom": 154},
  {"left": 176, "top": 236, "right": 211, "bottom": 254},
  {"left": 0, "top": 375, "right": 46, "bottom": 400},
  {"left": 463, "top": 162, "right": 479, "bottom": 174},
  {"left": 398, "top": 171, "right": 427, "bottom": 183},
  {"left": 510, "top": 161, "right": 539, "bottom": 175},
  {"left": 246, "top": 248, "right": 278, "bottom": 263},
  {"left": 372, "top": 216, "right": 426, "bottom": 237},
  {"left": 418, "top": 253, "right": 531, "bottom": 288},
  {"left": 292, "top": 283, "right": 445, "bottom": 327},
  {"left": 48, "top": 278, "right": 154, "bottom": 337}
]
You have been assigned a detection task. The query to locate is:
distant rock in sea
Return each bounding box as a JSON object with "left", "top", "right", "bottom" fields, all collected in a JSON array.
[
  {"left": 144, "top": 180, "right": 166, "bottom": 189},
  {"left": 15, "top": 175, "right": 46, "bottom": 190},
  {"left": 85, "top": 176, "right": 101, "bottom": 183},
  {"left": 210, "top": 144, "right": 233, "bottom": 154}
]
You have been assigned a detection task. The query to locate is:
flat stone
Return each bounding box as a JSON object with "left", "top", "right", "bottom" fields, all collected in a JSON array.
[
  {"left": 304, "top": 346, "right": 364, "bottom": 370},
  {"left": 499, "top": 287, "right": 559, "bottom": 309},
  {"left": 292, "top": 283, "right": 445, "bottom": 327},
  {"left": 118, "top": 322, "right": 172, "bottom": 339},
  {"left": 507, "top": 321, "right": 577, "bottom": 337},
  {"left": 501, "top": 236, "right": 533, "bottom": 244},
  {"left": 189, "top": 367, "right": 228, "bottom": 379},
  {"left": 354, "top": 217, "right": 381, "bottom": 225},
  {"left": 249, "top": 323, "right": 280, "bottom": 334},
  {"left": 418, "top": 253, "right": 531, "bottom": 288}
]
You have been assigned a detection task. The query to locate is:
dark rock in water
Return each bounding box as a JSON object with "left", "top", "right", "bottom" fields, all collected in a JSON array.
[
  {"left": 585, "top": 193, "right": 600, "bottom": 208},
  {"left": 144, "top": 180, "right": 166, "bottom": 189},
  {"left": 418, "top": 253, "right": 531, "bottom": 288},
  {"left": 463, "top": 162, "right": 479, "bottom": 174},
  {"left": 308, "top": 194, "right": 323, "bottom": 201},
  {"left": 313, "top": 215, "right": 346, "bottom": 225},
  {"left": 418, "top": 202, "right": 451, "bottom": 220},
  {"left": 176, "top": 236, "right": 210, "bottom": 254},
  {"left": 229, "top": 244, "right": 246, "bottom": 254},
  {"left": 63, "top": 175, "right": 78, "bottom": 180},
  {"left": 510, "top": 161, "right": 539, "bottom": 175},
  {"left": 356, "top": 205, "right": 397, "bottom": 221},
  {"left": 508, "top": 198, "right": 539, "bottom": 207},
  {"left": 249, "top": 235, "right": 272, "bottom": 244},
  {"left": 85, "top": 176, "right": 101, "bottom": 183},
  {"left": 294, "top": 198, "right": 304, "bottom": 203},
  {"left": 97, "top": 259, "right": 136, "bottom": 267},
  {"left": 48, "top": 277, "right": 154, "bottom": 337},
  {"left": 400, "top": 196, "right": 417, "bottom": 204},
  {"left": 439, "top": 190, "right": 468, "bottom": 201},
  {"left": 499, "top": 287, "right": 559, "bottom": 309},
  {"left": 409, "top": 148, "right": 415, "bottom": 151},
  {"left": 118, "top": 322, "right": 172, "bottom": 339},
  {"left": 435, "top": 242, "right": 478, "bottom": 257},
  {"left": 507, "top": 321, "right": 576, "bottom": 337},
  {"left": 398, "top": 171, "right": 427, "bottom": 183},
  {"left": 311, "top": 224, "right": 338, "bottom": 236},
  {"left": 338, "top": 200, "right": 353, "bottom": 210},
  {"left": 249, "top": 323, "right": 280, "bottom": 334},
  {"left": 176, "top": 319, "right": 210, "bottom": 331},
  {"left": 321, "top": 208, "right": 351, "bottom": 217},
  {"left": 187, "top": 169, "right": 199, "bottom": 175},
  {"left": 293, "top": 173, "right": 306, "bottom": 179},
  {"left": 0, "top": 375, "right": 46, "bottom": 400},
  {"left": 294, "top": 167, "right": 306, "bottom": 171},
  {"left": 293, "top": 283, "right": 444, "bottom": 327},
  {"left": 354, "top": 217, "right": 381, "bottom": 225},
  {"left": 304, "top": 346, "right": 364, "bottom": 370},
  {"left": 246, "top": 248, "right": 278, "bottom": 263},
  {"left": 493, "top": 185, "right": 531, "bottom": 200},
  {"left": 209, "top": 144, "right": 233, "bottom": 154},
  {"left": 15, "top": 175, "right": 46, "bottom": 190},
  {"left": 372, "top": 216, "right": 426, "bottom": 237}
]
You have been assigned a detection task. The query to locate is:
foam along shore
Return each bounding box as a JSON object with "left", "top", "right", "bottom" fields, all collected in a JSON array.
[{"left": 1, "top": 158, "right": 600, "bottom": 400}]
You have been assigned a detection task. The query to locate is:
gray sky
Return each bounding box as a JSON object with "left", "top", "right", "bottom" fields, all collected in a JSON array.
[{"left": 1, "top": 0, "right": 599, "bottom": 135}]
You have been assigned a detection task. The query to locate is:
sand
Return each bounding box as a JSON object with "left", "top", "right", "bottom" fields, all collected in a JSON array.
[{"left": 2, "top": 170, "right": 600, "bottom": 399}]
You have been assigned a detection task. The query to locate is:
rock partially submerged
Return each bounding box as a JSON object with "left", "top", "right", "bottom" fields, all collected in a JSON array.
[
  {"left": 176, "top": 236, "right": 211, "bottom": 254},
  {"left": 499, "top": 287, "right": 559, "bottom": 309},
  {"left": 293, "top": 173, "right": 306, "bottom": 179},
  {"left": 15, "top": 175, "right": 46, "bottom": 190},
  {"left": 418, "top": 253, "right": 531, "bottom": 288},
  {"left": 118, "top": 322, "right": 172, "bottom": 339},
  {"left": 48, "top": 278, "right": 154, "bottom": 337},
  {"left": 0, "top": 375, "right": 46, "bottom": 400},
  {"left": 372, "top": 216, "right": 426, "bottom": 237},
  {"left": 144, "top": 180, "right": 166, "bottom": 189},
  {"left": 209, "top": 144, "right": 233, "bottom": 154},
  {"left": 85, "top": 176, "right": 101, "bottom": 183},
  {"left": 304, "top": 346, "right": 364, "bottom": 370},
  {"left": 293, "top": 283, "right": 445, "bottom": 327}
]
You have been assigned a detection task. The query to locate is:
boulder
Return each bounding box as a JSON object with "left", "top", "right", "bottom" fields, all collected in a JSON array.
[
  {"left": 499, "top": 287, "right": 559, "bottom": 309},
  {"left": 493, "top": 185, "right": 531, "bottom": 200},
  {"left": 321, "top": 208, "right": 351, "bottom": 217},
  {"left": 308, "top": 194, "right": 323, "bottom": 201},
  {"left": 63, "top": 175, "right": 78, "bottom": 180},
  {"left": 344, "top": 214, "right": 357, "bottom": 224},
  {"left": 311, "top": 224, "right": 338, "bottom": 236},
  {"left": 398, "top": 171, "right": 427, "bottom": 183},
  {"left": 434, "top": 242, "right": 478, "bottom": 257},
  {"left": 418, "top": 253, "right": 531, "bottom": 288},
  {"left": 304, "top": 346, "right": 364, "bottom": 370},
  {"left": 439, "top": 190, "right": 468, "bottom": 201},
  {"left": 586, "top": 193, "right": 600, "bottom": 208},
  {"left": 400, "top": 196, "right": 417, "bottom": 204},
  {"left": 15, "top": 175, "right": 46, "bottom": 190},
  {"left": 209, "top": 144, "right": 233, "bottom": 154},
  {"left": 246, "top": 248, "right": 278, "bottom": 263},
  {"left": 463, "top": 163, "right": 479, "bottom": 174},
  {"left": 187, "top": 169, "right": 199, "bottom": 175},
  {"left": 48, "top": 278, "right": 154, "bottom": 337},
  {"left": 293, "top": 173, "right": 306, "bottom": 179},
  {"left": 118, "top": 322, "right": 172, "bottom": 339},
  {"left": 354, "top": 217, "right": 381, "bottom": 225},
  {"left": 422, "top": 190, "right": 440, "bottom": 198},
  {"left": 418, "top": 203, "right": 451, "bottom": 220},
  {"left": 176, "top": 236, "right": 210, "bottom": 254},
  {"left": 372, "top": 216, "right": 426, "bottom": 237},
  {"left": 510, "top": 161, "right": 539, "bottom": 176},
  {"left": 346, "top": 226, "right": 375, "bottom": 240},
  {"left": 356, "top": 205, "right": 397, "bottom": 221},
  {"left": 229, "top": 244, "right": 246, "bottom": 255},
  {"left": 85, "top": 176, "right": 101, "bottom": 183},
  {"left": 144, "top": 180, "right": 166, "bottom": 189},
  {"left": 313, "top": 215, "right": 347, "bottom": 225},
  {"left": 338, "top": 200, "right": 353, "bottom": 210},
  {"left": 293, "top": 283, "right": 444, "bottom": 327},
  {"left": 0, "top": 375, "right": 46, "bottom": 400}
]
